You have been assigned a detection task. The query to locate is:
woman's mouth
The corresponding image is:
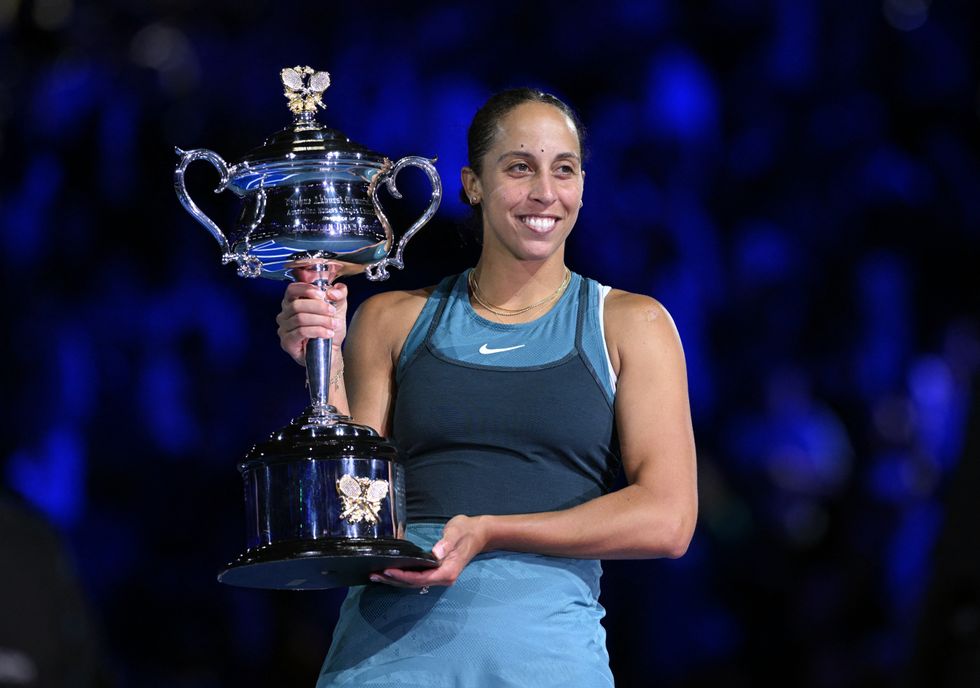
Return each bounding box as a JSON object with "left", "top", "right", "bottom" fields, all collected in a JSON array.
[{"left": 518, "top": 215, "right": 558, "bottom": 233}]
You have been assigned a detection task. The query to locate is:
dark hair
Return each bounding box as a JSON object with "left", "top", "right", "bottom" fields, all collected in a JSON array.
[{"left": 458, "top": 88, "right": 587, "bottom": 215}]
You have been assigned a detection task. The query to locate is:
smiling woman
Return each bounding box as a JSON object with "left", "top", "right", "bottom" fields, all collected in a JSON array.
[
  {"left": 275, "top": 88, "right": 698, "bottom": 687},
  {"left": 462, "top": 100, "right": 584, "bottom": 270}
]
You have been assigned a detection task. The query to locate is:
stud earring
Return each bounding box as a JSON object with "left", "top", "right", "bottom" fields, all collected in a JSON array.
[{"left": 579, "top": 200, "right": 584, "bottom": 208}]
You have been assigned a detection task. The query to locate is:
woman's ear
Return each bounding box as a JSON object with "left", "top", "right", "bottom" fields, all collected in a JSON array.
[{"left": 460, "top": 167, "right": 481, "bottom": 204}]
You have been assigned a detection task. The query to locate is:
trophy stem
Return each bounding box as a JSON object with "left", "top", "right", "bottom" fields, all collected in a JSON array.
[{"left": 303, "top": 261, "right": 346, "bottom": 425}]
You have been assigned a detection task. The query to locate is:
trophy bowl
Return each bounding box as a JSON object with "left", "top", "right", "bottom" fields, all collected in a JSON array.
[{"left": 174, "top": 66, "right": 441, "bottom": 589}]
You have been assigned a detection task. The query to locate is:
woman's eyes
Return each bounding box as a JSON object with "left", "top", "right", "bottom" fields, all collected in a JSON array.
[{"left": 506, "top": 162, "right": 578, "bottom": 176}]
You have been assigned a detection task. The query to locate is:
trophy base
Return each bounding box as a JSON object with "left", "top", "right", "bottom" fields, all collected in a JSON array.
[{"left": 217, "top": 538, "right": 438, "bottom": 590}]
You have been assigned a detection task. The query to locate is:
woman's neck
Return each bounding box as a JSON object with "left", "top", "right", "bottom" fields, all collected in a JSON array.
[{"left": 469, "top": 251, "right": 569, "bottom": 316}]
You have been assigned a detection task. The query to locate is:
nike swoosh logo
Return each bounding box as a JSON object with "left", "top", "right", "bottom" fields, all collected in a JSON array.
[{"left": 479, "top": 343, "right": 526, "bottom": 355}]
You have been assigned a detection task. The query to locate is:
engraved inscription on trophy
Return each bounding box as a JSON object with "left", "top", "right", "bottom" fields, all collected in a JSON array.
[{"left": 285, "top": 193, "right": 375, "bottom": 224}]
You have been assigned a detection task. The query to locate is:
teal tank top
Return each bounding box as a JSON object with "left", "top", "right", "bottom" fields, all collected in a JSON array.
[{"left": 392, "top": 270, "right": 621, "bottom": 521}]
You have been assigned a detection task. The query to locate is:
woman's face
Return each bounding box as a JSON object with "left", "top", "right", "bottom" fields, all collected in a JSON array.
[{"left": 463, "top": 101, "right": 584, "bottom": 263}]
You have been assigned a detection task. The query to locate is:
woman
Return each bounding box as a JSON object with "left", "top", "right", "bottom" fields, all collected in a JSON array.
[{"left": 277, "top": 88, "right": 698, "bottom": 686}]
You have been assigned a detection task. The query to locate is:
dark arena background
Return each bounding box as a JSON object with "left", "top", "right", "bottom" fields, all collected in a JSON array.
[{"left": 1, "top": 1, "right": 979, "bottom": 686}]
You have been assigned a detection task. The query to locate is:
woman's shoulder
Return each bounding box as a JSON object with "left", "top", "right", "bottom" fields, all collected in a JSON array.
[
  {"left": 355, "top": 285, "right": 437, "bottom": 327},
  {"left": 361, "top": 284, "right": 438, "bottom": 309},
  {"left": 603, "top": 287, "right": 665, "bottom": 317},
  {"left": 346, "top": 286, "right": 437, "bottom": 364},
  {"left": 351, "top": 277, "right": 454, "bottom": 347},
  {"left": 600, "top": 287, "right": 682, "bottom": 352},
  {"left": 358, "top": 271, "right": 461, "bottom": 316}
]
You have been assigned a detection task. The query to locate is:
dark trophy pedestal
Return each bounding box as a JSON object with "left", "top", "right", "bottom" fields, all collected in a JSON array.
[{"left": 217, "top": 364, "right": 438, "bottom": 590}]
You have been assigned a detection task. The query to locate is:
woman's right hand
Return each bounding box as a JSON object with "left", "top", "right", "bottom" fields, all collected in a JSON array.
[{"left": 276, "top": 281, "right": 349, "bottom": 367}]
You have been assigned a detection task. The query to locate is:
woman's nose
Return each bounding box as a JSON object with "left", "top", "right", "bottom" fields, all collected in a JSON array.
[{"left": 528, "top": 174, "right": 557, "bottom": 204}]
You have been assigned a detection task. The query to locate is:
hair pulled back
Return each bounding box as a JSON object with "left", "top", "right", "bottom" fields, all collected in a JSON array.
[{"left": 459, "top": 88, "right": 587, "bottom": 211}]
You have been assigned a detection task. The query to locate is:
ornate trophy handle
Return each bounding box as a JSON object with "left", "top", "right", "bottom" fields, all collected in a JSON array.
[
  {"left": 174, "top": 147, "right": 256, "bottom": 274},
  {"left": 366, "top": 155, "right": 442, "bottom": 281}
]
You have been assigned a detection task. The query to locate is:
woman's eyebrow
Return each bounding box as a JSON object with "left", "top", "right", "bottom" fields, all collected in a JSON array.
[{"left": 496, "top": 150, "right": 581, "bottom": 163}]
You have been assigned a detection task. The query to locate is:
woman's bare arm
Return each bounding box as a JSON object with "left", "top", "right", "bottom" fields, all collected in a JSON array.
[{"left": 343, "top": 289, "right": 429, "bottom": 434}]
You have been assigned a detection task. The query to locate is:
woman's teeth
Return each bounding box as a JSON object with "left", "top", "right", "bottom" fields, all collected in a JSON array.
[{"left": 520, "top": 216, "right": 557, "bottom": 232}]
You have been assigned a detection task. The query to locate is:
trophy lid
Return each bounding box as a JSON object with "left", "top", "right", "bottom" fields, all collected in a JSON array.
[
  {"left": 233, "top": 66, "right": 386, "bottom": 168},
  {"left": 239, "top": 122, "right": 383, "bottom": 166}
]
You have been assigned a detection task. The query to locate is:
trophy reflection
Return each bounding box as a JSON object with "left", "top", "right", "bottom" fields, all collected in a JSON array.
[{"left": 174, "top": 66, "right": 441, "bottom": 589}]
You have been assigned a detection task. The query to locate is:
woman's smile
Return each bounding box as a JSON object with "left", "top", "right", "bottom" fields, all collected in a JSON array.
[{"left": 517, "top": 214, "right": 560, "bottom": 233}]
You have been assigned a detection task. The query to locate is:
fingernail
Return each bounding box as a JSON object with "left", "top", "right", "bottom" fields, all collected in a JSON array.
[{"left": 370, "top": 575, "right": 382, "bottom": 583}]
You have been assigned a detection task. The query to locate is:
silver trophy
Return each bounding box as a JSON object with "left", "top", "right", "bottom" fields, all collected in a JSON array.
[{"left": 174, "top": 66, "right": 441, "bottom": 589}]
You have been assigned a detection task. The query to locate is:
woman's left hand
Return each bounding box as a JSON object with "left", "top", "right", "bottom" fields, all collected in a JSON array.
[{"left": 370, "top": 514, "right": 490, "bottom": 589}]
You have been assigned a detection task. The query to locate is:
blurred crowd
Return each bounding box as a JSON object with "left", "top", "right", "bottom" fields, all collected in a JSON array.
[{"left": 1, "top": 1, "right": 978, "bottom": 686}]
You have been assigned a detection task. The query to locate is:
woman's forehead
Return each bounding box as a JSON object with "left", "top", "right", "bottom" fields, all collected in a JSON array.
[{"left": 490, "top": 102, "right": 580, "bottom": 155}]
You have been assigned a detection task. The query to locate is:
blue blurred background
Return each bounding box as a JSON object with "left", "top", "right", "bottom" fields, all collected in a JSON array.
[{"left": 1, "top": 0, "right": 979, "bottom": 686}]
